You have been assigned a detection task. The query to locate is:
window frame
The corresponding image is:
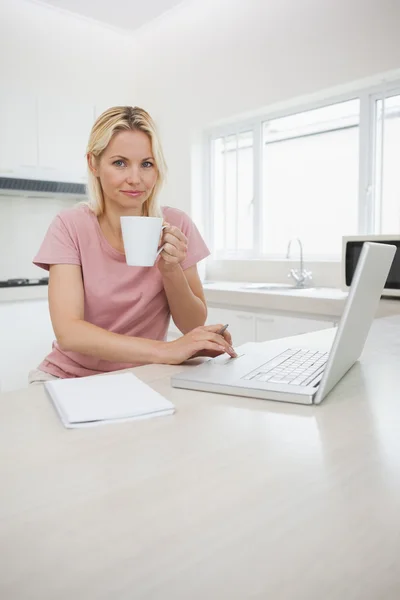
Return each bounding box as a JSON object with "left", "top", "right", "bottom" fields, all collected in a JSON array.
[
  {"left": 204, "top": 77, "right": 400, "bottom": 261},
  {"left": 368, "top": 83, "right": 400, "bottom": 234}
]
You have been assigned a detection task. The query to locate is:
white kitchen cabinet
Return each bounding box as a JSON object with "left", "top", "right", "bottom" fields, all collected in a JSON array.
[
  {"left": 37, "top": 98, "right": 95, "bottom": 181},
  {"left": 0, "top": 94, "right": 95, "bottom": 182},
  {"left": 226, "top": 311, "right": 256, "bottom": 346},
  {"left": 206, "top": 307, "right": 334, "bottom": 346},
  {"left": 207, "top": 307, "right": 256, "bottom": 346},
  {"left": 167, "top": 306, "right": 256, "bottom": 346},
  {"left": 0, "top": 299, "right": 55, "bottom": 392},
  {"left": 0, "top": 95, "right": 38, "bottom": 173},
  {"left": 169, "top": 306, "right": 233, "bottom": 338},
  {"left": 206, "top": 306, "right": 231, "bottom": 326},
  {"left": 167, "top": 306, "right": 334, "bottom": 350},
  {"left": 255, "top": 314, "right": 334, "bottom": 343}
]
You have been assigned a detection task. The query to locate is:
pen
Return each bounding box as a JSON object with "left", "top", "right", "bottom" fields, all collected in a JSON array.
[
  {"left": 217, "top": 323, "right": 237, "bottom": 358},
  {"left": 217, "top": 324, "right": 229, "bottom": 335}
]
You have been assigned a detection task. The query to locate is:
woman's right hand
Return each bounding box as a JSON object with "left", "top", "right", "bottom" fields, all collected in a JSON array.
[{"left": 159, "top": 324, "right": 237, "bottom": 365}]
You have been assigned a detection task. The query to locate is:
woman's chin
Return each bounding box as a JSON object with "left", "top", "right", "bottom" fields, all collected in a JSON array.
[{"left": 113, "top": 195, "right": 146, "bottom": 212}]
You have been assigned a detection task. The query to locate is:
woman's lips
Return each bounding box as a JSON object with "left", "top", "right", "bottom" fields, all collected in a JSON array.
[{"left": 120, "top": 190, "right": 144, "bottom": 197}]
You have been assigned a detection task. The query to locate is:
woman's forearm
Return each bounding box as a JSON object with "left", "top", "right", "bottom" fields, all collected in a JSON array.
[
  {"left": 162, "top": 266, "right": 207, "bottom": 334},
  {"left": 57, "top": 319, "right": 165, "bottom": 364}
]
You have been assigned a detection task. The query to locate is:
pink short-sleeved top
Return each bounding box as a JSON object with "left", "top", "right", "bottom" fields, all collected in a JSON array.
[{"left": 33, "top": 204, "right": 210, "bottom": 378}]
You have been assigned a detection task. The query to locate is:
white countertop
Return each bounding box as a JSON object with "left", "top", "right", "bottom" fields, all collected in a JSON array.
[
  {"left": 1, "top": 316, "right": 400, "bottom": 599},
  {"left": 2, "top": 280, "right": 400, "bottom": 321},
  {"left": 203, "top": 280, "right": 400, "bottom": 319},
  {"left": 0, "top": 285, "right": 48, "bottom": 303}
]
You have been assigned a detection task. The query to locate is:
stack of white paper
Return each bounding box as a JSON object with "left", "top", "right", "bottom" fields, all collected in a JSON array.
[{"left": 45, "top": 372, "right": 175, "bottom": 428}]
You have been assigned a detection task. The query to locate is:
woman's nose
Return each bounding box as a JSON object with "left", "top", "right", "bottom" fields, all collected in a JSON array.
[{"left": 126, "top": 166, "right": 141, "bottom": 185}]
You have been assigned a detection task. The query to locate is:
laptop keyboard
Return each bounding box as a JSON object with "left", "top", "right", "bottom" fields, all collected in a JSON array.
[{"left": 242, "top": 348, "right": 328, "bottom": 387}]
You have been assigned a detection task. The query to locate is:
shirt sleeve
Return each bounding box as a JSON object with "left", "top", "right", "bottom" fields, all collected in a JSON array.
[
  {"left": 33, "top": 214, "right": 81, "bottom": 271},
  {"left": 178, "top": 212, "right": 210, "bottom": 271}
]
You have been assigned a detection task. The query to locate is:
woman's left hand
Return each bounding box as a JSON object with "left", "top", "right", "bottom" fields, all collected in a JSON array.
[{"left": 157, "top": 223, "right": 188, "bottom": 273}]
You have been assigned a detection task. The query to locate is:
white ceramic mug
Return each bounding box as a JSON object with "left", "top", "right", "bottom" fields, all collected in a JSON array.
[{"left": 120, "top": 216, "right": 166, "bottom": 267}]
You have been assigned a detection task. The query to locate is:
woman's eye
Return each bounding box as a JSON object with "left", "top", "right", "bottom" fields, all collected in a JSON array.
[
  {"left": 142, "top": 161, "right": 154, "bottom": 168},
  {"left": 113, "top": 159, "right": 126, "bottom": 167}
]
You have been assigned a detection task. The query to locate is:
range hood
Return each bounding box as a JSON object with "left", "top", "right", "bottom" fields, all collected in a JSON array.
[{"left": 0, "top": 176, "right": 86, "bottom": 198}]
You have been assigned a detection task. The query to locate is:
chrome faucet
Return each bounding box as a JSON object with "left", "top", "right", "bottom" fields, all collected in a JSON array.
[{"left": 286, "top": 238, "right": 312, "bottom": 288}]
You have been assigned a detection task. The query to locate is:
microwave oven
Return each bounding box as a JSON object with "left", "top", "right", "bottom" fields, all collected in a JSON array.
[{"left": 342, "top": 235, "right": 400, "bottom": 297}]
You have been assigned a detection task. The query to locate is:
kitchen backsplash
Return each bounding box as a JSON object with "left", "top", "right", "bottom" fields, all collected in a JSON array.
[{"left": 0, "top": 196, "right": 78, "bottom": 280}]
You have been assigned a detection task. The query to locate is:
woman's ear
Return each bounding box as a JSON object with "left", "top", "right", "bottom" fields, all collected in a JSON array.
[{"left": 87, "top": 152, "right": 98, "bottom": 176}]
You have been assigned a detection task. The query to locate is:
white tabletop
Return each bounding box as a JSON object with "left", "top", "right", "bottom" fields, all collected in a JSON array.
[{"left": 1, "top": 316, "right": 400, "bottom": 600}]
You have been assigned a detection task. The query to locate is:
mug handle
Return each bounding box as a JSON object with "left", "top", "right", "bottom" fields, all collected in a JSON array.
[{"left": 156, "top": 224, "right": 167, "bottom": 257}]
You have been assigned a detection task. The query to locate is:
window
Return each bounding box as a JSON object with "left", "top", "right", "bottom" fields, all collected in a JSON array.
[
  {"left": 262, "top": 100, "right": 359, "bottom": 256},
  {"left": 206, "top": 79, "right": 400, "bottom": 259},
  {"left": 211, "top": 131, "right": 254, "bottom": 254},
  {"left": 374, "top": 93, "right": 400, "bottom": 234}
]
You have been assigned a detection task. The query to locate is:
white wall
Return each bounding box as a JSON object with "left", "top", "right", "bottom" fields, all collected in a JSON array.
[
  {"left": 0, "top": 197, "right": 78, "bottom": 280},
  {"left": 0, "top": 0, "right": 139, "bottom": 279},
  {"left": 2, "top": 0, "right": 400, "bottom": 281},
  {"left": 129, "top": 0, "right": 400, "bottom": 216},
  {"left": 4, "top": 0, "right": 400, "bottom": 240},
  {"left": 0, "top": 0, "right": 135, "bottom": 104}
]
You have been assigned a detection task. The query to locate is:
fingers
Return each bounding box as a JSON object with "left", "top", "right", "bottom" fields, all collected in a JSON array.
[
  {"left": 172, "top": 327, "right": 237, "bottom": 363},
  {"left": 192, "top": 349, "right": 224, "bottom": 359},
  {"left": 200, "top": 324, "right": 235, "bottom": 353},
  {"left": 198, "top": 331, "right": 236, "bottom": 357},
  {"left": 163, "top": 225, "right": 188, "bottom": 245},
  {"left": 163, "top": 233, "right": 188, "bottom": 249},
  {"left": 160, "top": 248, "right": 184, "bottom": 266},
  {"left": 160, "top": 250, "right": 185, "bottom": 264},
  {"left": 207, "top": 332, "right": 231, "bottom": 347},
  {"left": 158, "top": 226, "right": 188, "bottom": 268},
  {"left": 162, "top": 242, "right": 186, "bottom": 257},
  {"left": 204, "top": 323, "right": 226, "bottom": 333},
  {"left": 162, "top": 238, "right": 187, "bottom": 255},
  {"left": 204, "top": 324, "right": 231, "bottom": 339},
  {"left": 161, "top": 228, "right": 188, "bottom": 254},
  {"left": 223, "top": 330, "right": 233, "bottom": 346},
  {"left": 194, "top": 340, "right": 227, "bottom": 355}
]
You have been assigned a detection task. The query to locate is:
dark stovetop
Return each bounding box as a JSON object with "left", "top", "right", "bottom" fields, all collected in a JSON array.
[{"left": 0, "top": 278, "right": 49, "bottom": 288}]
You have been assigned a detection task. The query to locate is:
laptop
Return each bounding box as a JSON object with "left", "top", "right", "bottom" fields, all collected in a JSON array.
[{"left": 171, "top": 242, "right": 395, "bottom": 405}]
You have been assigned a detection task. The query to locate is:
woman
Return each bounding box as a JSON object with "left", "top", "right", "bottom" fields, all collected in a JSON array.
[{"left": 29, "top": 106, "right": 236, "bottom": 384}]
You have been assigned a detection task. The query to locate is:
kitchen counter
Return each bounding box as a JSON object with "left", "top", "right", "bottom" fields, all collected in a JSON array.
[
  {"left": 0, "top": 285, "right": 49, "bottom": 303},
  {"left": 203, "top": 281, "right": 400, "bottom": 319},
  {"left": 2, "top": 280, "right": 399, "bottom": 320}
]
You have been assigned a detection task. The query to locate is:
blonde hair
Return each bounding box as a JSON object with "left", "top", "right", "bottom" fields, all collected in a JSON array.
[{"left": 86, "top": 106, "right": 167, "bottom": 217}]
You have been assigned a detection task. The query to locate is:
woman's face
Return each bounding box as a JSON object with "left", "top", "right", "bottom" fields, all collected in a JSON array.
[{"left": 92, "top": 129, "right": 158, "bottom": 214}]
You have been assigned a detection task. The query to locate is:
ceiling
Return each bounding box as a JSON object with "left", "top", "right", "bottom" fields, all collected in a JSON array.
[{"left": 32, "top": 0, "right": 187, "bottom": 33}]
